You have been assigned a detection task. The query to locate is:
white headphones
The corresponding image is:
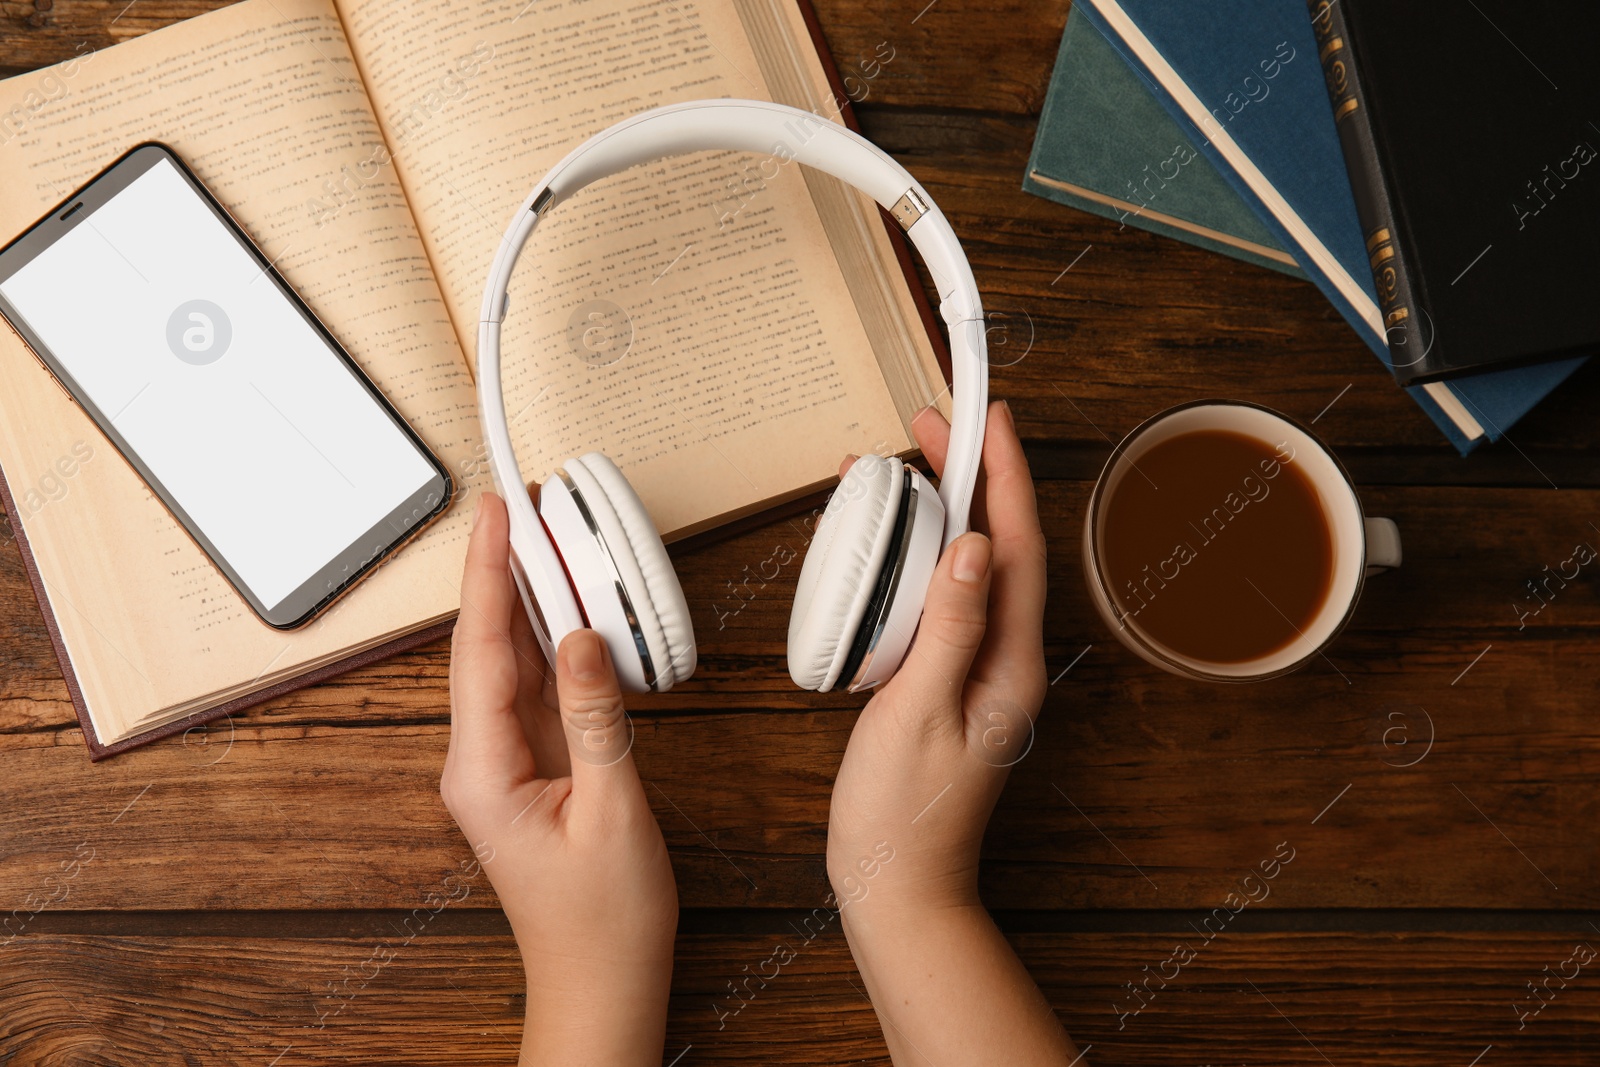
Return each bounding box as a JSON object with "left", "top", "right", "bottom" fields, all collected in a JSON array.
[{"left": 477, "top": 99, "right": 987, "bottom": 694}]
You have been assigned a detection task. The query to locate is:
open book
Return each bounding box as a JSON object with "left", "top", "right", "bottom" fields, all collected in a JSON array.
[{"left": 0, "top": 0, "right": 944, "bottom": 756}]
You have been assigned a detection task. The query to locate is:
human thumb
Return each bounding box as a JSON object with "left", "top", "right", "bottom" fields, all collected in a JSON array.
[
  {"left": 898, "top": 531, "right": 991, "bottom": 703},
  {"left": 556, "top": 629, "right": 639, "bottom": 795}
]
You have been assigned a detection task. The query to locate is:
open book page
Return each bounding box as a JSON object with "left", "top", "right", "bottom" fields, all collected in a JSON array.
[
  {"left": 335, "top": 0, "right": 925, "bottom": 538},
  {"left": 0, "top": 0, "right": 482, "bottom": 742},
  {"left": 741, "top": 0, "right": 951, "bottom": 428}
]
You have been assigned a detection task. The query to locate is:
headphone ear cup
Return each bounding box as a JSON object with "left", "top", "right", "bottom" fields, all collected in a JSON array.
[
  {"left": 562, "top": 453, "right": 697, "bottom": 689},
  {"left": 787, "top": 454, "right": 905, "bottom": 692}
]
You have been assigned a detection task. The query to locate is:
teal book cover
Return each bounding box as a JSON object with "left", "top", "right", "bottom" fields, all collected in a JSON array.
[{"left": 1025, "top": 5, "right": 1303, "bottom": 279}]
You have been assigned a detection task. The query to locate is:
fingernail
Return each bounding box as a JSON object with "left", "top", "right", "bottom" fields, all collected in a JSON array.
[
  {"left": 472, "top": 493, "right": 485, "bottom": 529},
  {"left": 568, "top": 631, "right": 604, "bottom": 681},
  {"left": 845, "top": 453, "right": 860, "bottom": 462},
  {"left": 952, "top": 533, "right": 991, "bottom": 584},
  {"left": 999, "top": 399, "right": 1015, "bottom": 428}
]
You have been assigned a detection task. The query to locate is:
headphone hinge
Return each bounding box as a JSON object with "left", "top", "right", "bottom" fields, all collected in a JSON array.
[{"left": 889, "top": 188, "right": 929, "bottom": 233}]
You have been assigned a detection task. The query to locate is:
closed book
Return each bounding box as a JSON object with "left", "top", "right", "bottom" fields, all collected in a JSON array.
[
  {"left": 1025, "top": 5, "right": 1303, "bottom": 279},
  {"left": 1078, "top": 0, "right": 1586, "bottom": 454},
  {"left": 1309, "top": 0, "right": 1600, "bottom": 384}
]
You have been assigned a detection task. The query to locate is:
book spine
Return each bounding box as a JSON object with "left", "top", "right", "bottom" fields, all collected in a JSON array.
[{"left": 1307, "top": 0, "right": 1428, "bottom": 381}]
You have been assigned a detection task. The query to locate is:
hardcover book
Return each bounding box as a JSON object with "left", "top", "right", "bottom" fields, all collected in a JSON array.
[
  {"left": 0, "top": 0, "right": 945, "bottom": 757},
  {"left": 1025, "top": 4, "right": 1304, "bottom": 279},
  {"left": 1077, "top": 0, "right": 1586, "bottom": 453},
  {"left": 1308, "top": 0, "right": 1600, "bottom": 384}
]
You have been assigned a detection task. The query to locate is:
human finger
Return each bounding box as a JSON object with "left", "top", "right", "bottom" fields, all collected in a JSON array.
[
  {"left": 446, "top": 493, "right": 536, "bottom": 794},
  {"left": 914, "top": 403, "right": 992, "bottom": 533},
  {"left": 971, "top": 401, "right": 1047, "bottom": 699},
  {"left": 507, "top": 593, "right": 570, "bottom": 777},
  {"left": 886, "top": 531, "right": 992, "bottom": 711},
  {"left": 555, "top": 629, "right": 641, "bottom": 800}
]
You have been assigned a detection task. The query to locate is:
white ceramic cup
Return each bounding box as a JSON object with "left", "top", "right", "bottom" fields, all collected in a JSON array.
[{"left": 1082, "top": 400, "right": 1401, "bottom": 682}]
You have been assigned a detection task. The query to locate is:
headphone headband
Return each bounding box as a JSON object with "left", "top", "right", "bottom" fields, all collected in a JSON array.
[{"left": 478, "top": 99, "right": 987, "bottom": 653}]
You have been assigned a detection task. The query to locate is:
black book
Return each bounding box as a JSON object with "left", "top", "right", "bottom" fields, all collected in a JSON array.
[{"left": 1310, "top": 1, "right": 1600, "bottom": 384}]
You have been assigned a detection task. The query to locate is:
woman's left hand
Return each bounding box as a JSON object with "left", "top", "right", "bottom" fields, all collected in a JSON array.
[{"left": 442, "top": 490, "right": 677, "bottom": 1067}]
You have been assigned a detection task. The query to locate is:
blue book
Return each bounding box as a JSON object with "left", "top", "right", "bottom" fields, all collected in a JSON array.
[
  {"left": 1024, "top": 6, "right": 1306, "bottom": 280},
  {"left": 1077, "top": 0, "right": 1585, "bottom": 454}
]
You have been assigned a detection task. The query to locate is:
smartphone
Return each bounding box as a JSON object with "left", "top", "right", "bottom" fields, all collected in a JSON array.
[{"left": 0, "top": 143, "right": 452, "bottom": 629}]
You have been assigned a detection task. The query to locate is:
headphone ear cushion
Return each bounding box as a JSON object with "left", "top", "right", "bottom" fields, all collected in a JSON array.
[
  {"left": 788, "top": 454, "right": 905, "bottom": 692},
  {"left": 563, "top": 453, "right": 697, "bottom": 689}
]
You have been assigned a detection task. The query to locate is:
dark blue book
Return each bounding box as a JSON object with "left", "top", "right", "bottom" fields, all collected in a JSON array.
[
  {"left": 1024, "top": 5, "right": 1305, "bottom": 279},
  {"left": 1077, "top": 0, "right": 1585, "bottom": 454}
]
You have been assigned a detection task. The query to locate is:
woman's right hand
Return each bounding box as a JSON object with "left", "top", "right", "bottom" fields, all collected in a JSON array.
[
  {"left": 825, "top": 401, "right": 1078, "bottom": 1066},
  {"left": 826, "top": 400, "right": 1049, "bottom": 916}
]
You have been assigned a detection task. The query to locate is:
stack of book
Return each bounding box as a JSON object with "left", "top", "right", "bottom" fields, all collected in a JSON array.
[{"left": 1027, "top": 0, "right": 1599, "bottom": 453}]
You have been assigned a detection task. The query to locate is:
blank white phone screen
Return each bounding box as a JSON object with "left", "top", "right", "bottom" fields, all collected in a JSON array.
[{"left": 0, "top": 157, "right": 437, "bottom": 612}]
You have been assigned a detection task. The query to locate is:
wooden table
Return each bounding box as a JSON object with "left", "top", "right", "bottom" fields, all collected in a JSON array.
[{"left": 5, "top": 2, "right": 1600, "bottom": 1063}]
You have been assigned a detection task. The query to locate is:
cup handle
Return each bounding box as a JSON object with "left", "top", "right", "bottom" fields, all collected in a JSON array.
[{"left": 1364, "top": 517, "right": 1402, "bottom": 577}]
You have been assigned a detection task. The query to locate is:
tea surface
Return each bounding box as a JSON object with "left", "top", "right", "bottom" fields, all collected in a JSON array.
[{"left": 1100, "top": 428, "right": 1334, "bottom": 664}]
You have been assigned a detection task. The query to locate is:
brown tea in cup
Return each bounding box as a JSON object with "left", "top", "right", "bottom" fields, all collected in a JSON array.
[
  {"left": 1081, "top": 400, "right": 1401, "bottom": 683},
  {"left": 1098, "top": 428, "right": 1333, "bottom": 664}
]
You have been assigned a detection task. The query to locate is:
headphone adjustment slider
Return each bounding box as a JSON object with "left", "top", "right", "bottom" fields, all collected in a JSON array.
[{"left": 889, "top": 188, "right": 929, "bottom": 233}]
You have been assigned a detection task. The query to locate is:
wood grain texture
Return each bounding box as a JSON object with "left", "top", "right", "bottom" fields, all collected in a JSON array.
[
  {"left": 3, "top": 931, "right": 1598, "bottom": 1064},
  {"left": 3, "top": 483, "right": 1600, "bottom": 911}
]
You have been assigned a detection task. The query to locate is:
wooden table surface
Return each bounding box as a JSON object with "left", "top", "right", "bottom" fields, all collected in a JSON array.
[{"left": 5, "top": 2, "right": 1600, "bottom": 1064}]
